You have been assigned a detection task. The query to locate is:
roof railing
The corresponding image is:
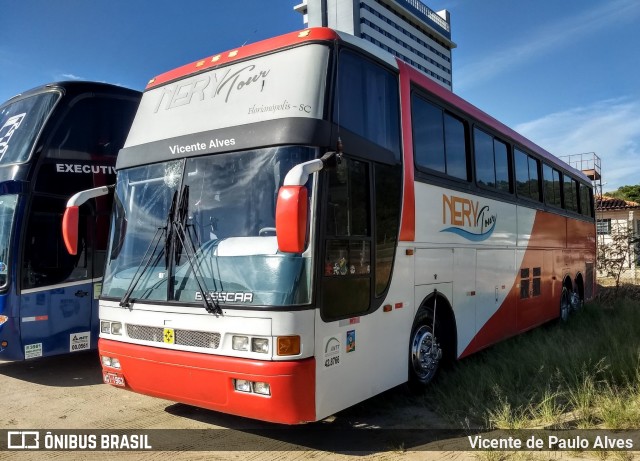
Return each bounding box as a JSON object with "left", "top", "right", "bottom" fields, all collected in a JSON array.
[{"left": 396, "top": 0, "right": 450, "bottom": 33}]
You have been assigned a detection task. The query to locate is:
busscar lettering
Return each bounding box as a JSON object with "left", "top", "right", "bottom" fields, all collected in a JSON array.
[{"left": 195, "top": 291, "right": 253, "bottom": 303}]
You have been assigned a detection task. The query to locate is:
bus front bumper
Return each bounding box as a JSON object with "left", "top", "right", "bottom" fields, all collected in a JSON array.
[{"left": 99, "top": 338, "right": 316, "bottom": 424}]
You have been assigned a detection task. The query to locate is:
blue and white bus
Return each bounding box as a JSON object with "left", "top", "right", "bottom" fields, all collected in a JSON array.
[{"left": 0, "top": 81, "right": 139, "bottom": 360}]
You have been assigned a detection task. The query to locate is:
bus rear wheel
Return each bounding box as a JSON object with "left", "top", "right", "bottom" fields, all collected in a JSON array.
[
  {"left": 560, "top": 287, "right": 571, "bottom": 322},
  {"left": 409, "top": 311, "right": 442, "bottom": 389},
  {"left": 570, "top": 289, "right": 583, "bottom": 312}
]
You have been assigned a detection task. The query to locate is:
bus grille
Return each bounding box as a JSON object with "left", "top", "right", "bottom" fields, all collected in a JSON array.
[{"left": 125, "top": 324, "right": 221, "bottom": 349}]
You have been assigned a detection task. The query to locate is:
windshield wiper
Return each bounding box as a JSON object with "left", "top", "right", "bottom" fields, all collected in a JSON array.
[
  {"left": 119, "top": 191, "right": 177, "bottom": 308},
  {"left": 119, "top": 225, "right": 166, "bottom": 308},
  {"left": 173, "top": 186, "right": 221, "bottom": 315}
]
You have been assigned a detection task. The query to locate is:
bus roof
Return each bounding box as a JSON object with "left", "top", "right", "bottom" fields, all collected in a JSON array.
[
  {"left": 146, "top": 28, "right": 340, "bottom": 91},
  {"left": 142, "top": 26, "right": 588, "bottom": 183},
  {"left": 2, "top": 81, "right": 140, "bottom": 107}
]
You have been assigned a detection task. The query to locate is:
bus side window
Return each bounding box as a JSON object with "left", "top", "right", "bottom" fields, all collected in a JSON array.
[
  {"left": 22, "top": 196, "right": 90, "bottom": 290},
  {"left": 321, "top": 158, "right": 372, "bottom": 320}
]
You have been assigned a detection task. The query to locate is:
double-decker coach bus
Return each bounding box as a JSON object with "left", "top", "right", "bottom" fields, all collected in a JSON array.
[
  {"left": 63, "top": 28, "right": 595, "bottom": 424},
  {"left": 0, "top": 82, "right": 139, "bottom": 360}
]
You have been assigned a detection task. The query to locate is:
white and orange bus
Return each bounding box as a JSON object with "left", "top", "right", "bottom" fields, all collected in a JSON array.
[{"left": 63, "top": 28, "right": 595, "bottom": 424}]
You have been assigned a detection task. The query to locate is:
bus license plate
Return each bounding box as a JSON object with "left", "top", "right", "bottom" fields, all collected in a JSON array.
[{"left": 103, "top": 372, "right": 126, "bottom": 387}]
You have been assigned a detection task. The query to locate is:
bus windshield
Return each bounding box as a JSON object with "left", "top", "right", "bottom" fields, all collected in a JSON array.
[
  {"left": 0, "top": 194, "right": 19, "bottom": 288},
  {"left": 0, "top": 92, "right": 59, "bottom": 164},
  {"left": 102, "top": 146, "right": 316, "bottom": 307}
]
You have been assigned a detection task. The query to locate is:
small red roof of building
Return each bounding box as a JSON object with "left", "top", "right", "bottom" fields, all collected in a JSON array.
[{"left": 597, "top": 195, "right": 640, "bottom": 210}]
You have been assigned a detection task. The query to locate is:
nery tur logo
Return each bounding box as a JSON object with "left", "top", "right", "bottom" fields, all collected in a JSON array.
[{"left": 441, "top": 194, "right": 497, "bottom": 242}]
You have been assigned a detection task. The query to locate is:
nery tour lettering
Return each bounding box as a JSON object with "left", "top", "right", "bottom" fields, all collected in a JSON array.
[{"left": 154, "top": 64, "right": 271, "bottom": 112}]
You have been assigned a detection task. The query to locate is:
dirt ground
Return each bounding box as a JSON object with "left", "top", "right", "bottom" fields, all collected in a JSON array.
[{"left": 0, "top": 351, "right": 634, "bottom": 461}]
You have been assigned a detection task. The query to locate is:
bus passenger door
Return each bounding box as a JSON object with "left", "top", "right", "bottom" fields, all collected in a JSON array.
[{"left": 315, "top": 157, "right": 404, "bottom": 420}]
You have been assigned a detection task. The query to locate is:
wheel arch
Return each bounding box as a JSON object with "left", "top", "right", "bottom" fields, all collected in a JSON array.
[{"left": 415, "top": 290, "right": 458, "bottom": 362}]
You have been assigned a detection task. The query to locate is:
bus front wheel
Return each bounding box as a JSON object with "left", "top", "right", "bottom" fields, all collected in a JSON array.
[{"left": 408, "top": 310, "right": 442, "bottom": 390}]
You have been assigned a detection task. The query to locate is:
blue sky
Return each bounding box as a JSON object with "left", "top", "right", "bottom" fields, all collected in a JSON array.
[{"left": 2, "top": 0, "right": 638, "bottom": 192}]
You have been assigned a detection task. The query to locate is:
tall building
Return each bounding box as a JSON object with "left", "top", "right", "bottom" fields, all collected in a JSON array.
[{"left": 294, "top": 0, "right": 456, "bottom": 89}]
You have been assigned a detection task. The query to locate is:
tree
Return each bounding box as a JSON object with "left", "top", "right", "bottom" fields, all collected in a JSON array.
[
  {"left": 597, "top": 222, "right": 640, "bottom": 295},
  {"left": 604, "top": 184, "right": 640, "bottom": 203}
]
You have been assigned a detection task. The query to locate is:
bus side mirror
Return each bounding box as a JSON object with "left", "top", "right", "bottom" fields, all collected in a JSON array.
[
  {"left": 62, "top": 206, "right": 79, "bottom": 255},
  {"left": 61, "top": 185, "right": 112, "bottom": 256},
  {"left": 275, "top": 186, "right": 308, "bottom": 253}
]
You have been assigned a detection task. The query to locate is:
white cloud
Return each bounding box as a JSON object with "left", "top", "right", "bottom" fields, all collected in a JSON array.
[
  {"left": 59, "top": 73, "right": 83, "bottom": 81},
  {"left": 514, "top": 99, "right": 640, "bottom": 192},
  {"left": 455, "top": 0, "right": 640, "bottom": 91}
]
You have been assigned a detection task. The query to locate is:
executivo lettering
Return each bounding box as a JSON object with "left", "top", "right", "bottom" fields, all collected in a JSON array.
[{"left": 55, "top": 164, "right": 116, "bottom": 174}]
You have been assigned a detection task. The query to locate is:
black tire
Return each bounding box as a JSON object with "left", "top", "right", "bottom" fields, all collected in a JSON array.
[
  {"left": 570, "top": 287, "right": 583, "bottom": 312},
  {"left": 560, "top": 287, "right": 571, "bottom": 322},
  {"left": 408, "top": 309, "right": 443, "bottom": 391}
]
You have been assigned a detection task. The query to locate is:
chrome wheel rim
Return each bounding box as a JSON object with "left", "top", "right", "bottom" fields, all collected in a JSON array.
[{"left": 411, "top": 325, "right": 441, "bottom": 382}]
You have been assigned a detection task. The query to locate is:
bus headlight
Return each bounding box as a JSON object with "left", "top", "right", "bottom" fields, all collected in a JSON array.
[
  {"left": 232, "top": 335, "right": 249, "bottom": 351},
  {"left": 101, "top": 321, "right": 123, "bottom": 335},
  {"left": 251, "top": 338, "right": 269, "bottom": 354},
  {"left": 234, "top": 379, "right": 251, "bottom": 392},
  {"left": 101, "top": 355, "right": 121, "bottom": 369},
  {"left": 253, "top": 382, "right": 271, "bottom": 396},
  {"left": 111, "top": 323, "right": 122, "bottom": 335}
]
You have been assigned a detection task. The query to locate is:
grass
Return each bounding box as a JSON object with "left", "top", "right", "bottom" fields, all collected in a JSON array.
[{"left": 419, "top": 286, "right": 640, "bottom": 430}]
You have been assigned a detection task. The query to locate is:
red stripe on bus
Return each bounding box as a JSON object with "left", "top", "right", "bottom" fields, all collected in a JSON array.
[
  {"left": 99, "top": 338, "right": 316, "bottom": 424},
  {"left": 397, "top": 60, "right": 415, "bottom": 241},
  {"left": 460, "top": 211, "right": 595, "bottom": 358}
]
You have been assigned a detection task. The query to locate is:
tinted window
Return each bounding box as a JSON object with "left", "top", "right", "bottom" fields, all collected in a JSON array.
[
  {"left": 564, "top": 175, "right": 579, "bottom": 212},
  {"left": 412, "top": 98, "right": 444, "bottom": 173},
  {"left": 322, "top": 158, "right": 372, "bottom": 319},
  {"left": 444, "top": 113, "right": 467, "bottom": 180},
  {"left": 374, "top": 163, "right": 401, "bottom": 296},
  {"left": 474, "top": 128, "right": 511, "bottom": 192},
  {"left": 35, "top": 96, "right": 138, "bottom": 196},
  {"left": 494, "top": 139, "right": 509, "bottom": 192},
  {"left": 514, "top": 148, "right": 541, "bottom": 201},
  {"left": 579, "top": 183, "right": 593, "bottom": 217},
  {"left": 0, "top": 91, "right": 59, "bottom": 164},
  {"left": 543, "top": 164, "right": 562, "bottom": 207},
  {"left": 335, "top": 50, "right": 400, "bottom": 157},
  {"left": 529, "top": 156, "right": 540, "bottom": 201},
  {"left": 22, "top": 196, "right": 93, "bottom": 289},
  {"left": 412, "top": 94, "right": 468, "bottom": 180},
  {"left": 474, "top": 128, "right": 494, "bottom": 187}
]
